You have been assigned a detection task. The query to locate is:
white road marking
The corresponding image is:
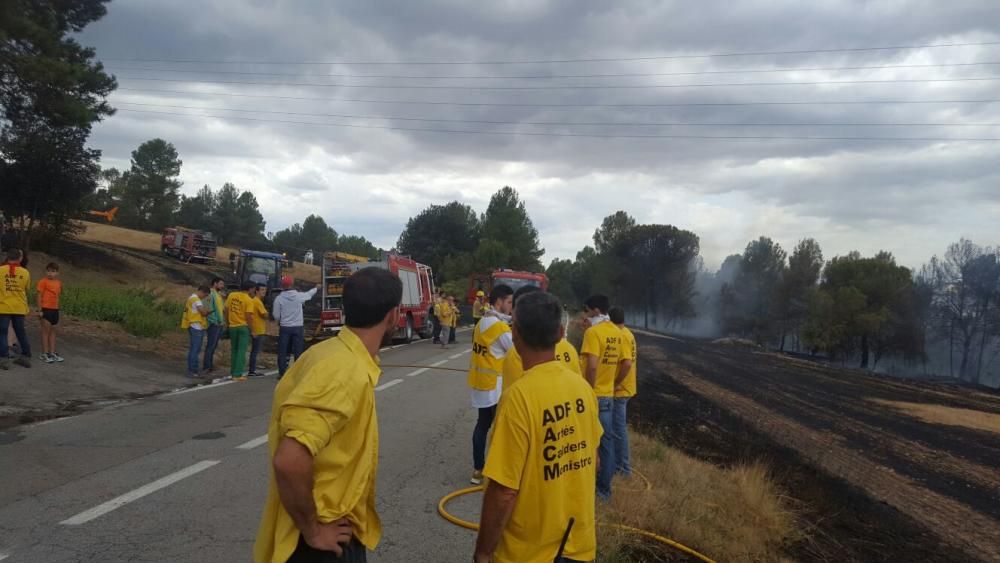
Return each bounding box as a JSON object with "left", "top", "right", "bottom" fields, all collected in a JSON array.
[
  {"left": 236, "top": 435, "right": 269, "bottom": 450},
  {"left": 0, "top": 551, "right": 9, "bottom": 560},
  {"left": 448, "top": 352, "right": 464, "bottom": 360},
  {"left": 168, "top": 380, "right": 234, "bottom": 396},
  {"left": 431, "top": 359, "right": 449, "bottom": 367},
  {"left": 60, "top": 460, "right": 220, "bottom": 526},
  {"left": 406, "top": 368, "right": 429, "bottom": 377},
  {"left": 375, "top": 378, "right": 404, "bottom": 391}
]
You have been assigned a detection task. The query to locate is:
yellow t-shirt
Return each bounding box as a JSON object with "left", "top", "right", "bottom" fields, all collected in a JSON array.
[
  {"left": 254, "top": 328, "right": 382, "bottom": 562},
  {"left": 580, "top": 320, "right": 623, "bottom": 397},
  {"left": 225, "top": 291, "right": 252, "bottom": 327},
  {"left": 616, "top": 327, "right": 637, "bottom": 398},
  {"left": 483, "top": 361, "right": 601, "bottom": 563},
  {"left": 504, "top": 339, "right": 582, "bottom": 389},
  {"left": 435, "top": 301, "right": 455, "bottom": 326},
  {"left": 0, "top": 265, "right": 30, "bottom": 315},
  {"left": 249, "top": 296, "right": 269, "bottom": 336}
]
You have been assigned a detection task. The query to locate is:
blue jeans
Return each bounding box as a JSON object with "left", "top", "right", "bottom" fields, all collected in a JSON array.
[
  {"left": 472, "top": 405, "right": 497, "bottom": 471},
  {"left": 0, "top": 315, "right": 30, "bottom": 358},
  {"left": 597, "top": 396, "right": 615, "bottom": 499},
  {"left": 187, "top": 328, "right": 204, "bottom": 375},
  {"left": 249, "top": 335, "right": 265, "bottom": 374},
  {"left": 612, "top": 397, "right": 632, "bottom": 476},
  {"left": 278, "top": 326, "right": 304, "bottom": 377},
  {"left": 203, "top": 324, "right": 222, "bottom": 371}
]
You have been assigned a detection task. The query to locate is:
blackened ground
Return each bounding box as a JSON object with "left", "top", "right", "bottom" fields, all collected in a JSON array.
[{"left": 631, "top": 333, "right": 1000, "bottom": 562}]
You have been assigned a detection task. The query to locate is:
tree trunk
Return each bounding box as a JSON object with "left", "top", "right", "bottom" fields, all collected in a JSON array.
[
  {"left": 976, "top": 299, "right": 991, "bottom": 382},
  {"left": 860, "top": 334, "right": 870, "bottom": 369}
]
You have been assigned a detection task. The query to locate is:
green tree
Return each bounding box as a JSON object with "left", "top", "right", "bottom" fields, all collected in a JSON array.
[
  {"left": 176, "top": 185, "right": 217, "bottom": 231},
  {"left": 118, "top": 139, "right": 182, "bottom": 231},
  {"left": 479, "top": 187, "right": 544, "bottom": 271},
  {"left": 338, "top": 234, "right": 380, "bottom": 258},
  {"left": 593, "top": 211, "right": 637, "bottom": 255},
  {"left": 234, "top": 190, "right": 265, "bottom": 246},
  {"left": 725, "top": 237, "right": 788, "bottom": 344},
  {"left": 777, "top": 238, "right": 824, "bottom": 350},
  {"left": 546, "top": 258, "right": 577, "bottom": 307},
  {"left": 397, "top": 201, "right": 480, "bottom": 277},
  {"left": 617, "top": 224, "right": 700, "bottom": 329},
  {"left": 299, "top": 214, "right": 339, "bottom": 255}
]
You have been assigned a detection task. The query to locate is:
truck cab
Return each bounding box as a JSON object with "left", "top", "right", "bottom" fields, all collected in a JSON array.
[{"left": 467, "top": 269, "right": 549, "bottom": 303}]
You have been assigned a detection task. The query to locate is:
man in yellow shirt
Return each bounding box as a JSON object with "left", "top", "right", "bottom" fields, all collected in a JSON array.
[
  {"left": 254, "top": 267, "right": 403, "bottom": 563},
  {"left": 503, "top": 286, "right": 580, "bottom": 389},
  {"left": 0, "top": 249, "right": 32, "bottom": 369},
  {"left": 580, "top": 294, "right": 622, "bottom": 500},
  {"left": 435, "top": 294, "right": 456, "bottom": 349},
  {"left": 248, "top": 283, "right": 271, "bottom": 377},
  {"left": 472, "top": 290, "right": 487, "bottom": 326},
  {"left": 609, "top": 307, "right": 636, "bottom": 478},
  {"left": 224, "top": 281, "right": 255, "bottom": 381},
  {"left": 475, "top": 291, "right": 601, "bottom": 563},
  {"left": 467, "top": 284, "right": 515, "bottom": 485}
]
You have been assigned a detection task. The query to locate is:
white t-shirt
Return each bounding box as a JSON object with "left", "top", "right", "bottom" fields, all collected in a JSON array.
[
  {"left": 469, "top": 313, "right": 513, "bottom": 409},
  {"left": 189, "top": 294, "right": 205, "bottom": 331}
]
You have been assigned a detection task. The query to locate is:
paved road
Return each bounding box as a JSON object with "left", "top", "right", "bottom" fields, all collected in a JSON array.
[{"left": 0, "top": 331, "right": 484, "bottom": 562}]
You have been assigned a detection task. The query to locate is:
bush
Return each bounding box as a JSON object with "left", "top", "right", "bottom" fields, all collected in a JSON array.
[{"left": 55, "top": 286, "right": 181, "bottom": 338}]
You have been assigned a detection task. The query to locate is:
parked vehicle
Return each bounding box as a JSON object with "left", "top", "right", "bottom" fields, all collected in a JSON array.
[
  {"left": 230, "top": 249, "right": 285, "bottom": 306},
  {"left": 161, "top": 227, "right": 218, "bottom": 263},
  {"left": 466, "top": 269, "right": 549, "bottom": 303}
]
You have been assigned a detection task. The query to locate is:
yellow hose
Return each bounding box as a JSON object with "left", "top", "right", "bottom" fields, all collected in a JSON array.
[{"left": 437, "top": 476, "right": 717, "bottom": 563}]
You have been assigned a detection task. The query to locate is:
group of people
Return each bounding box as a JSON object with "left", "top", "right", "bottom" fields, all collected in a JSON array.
[
  {"left": 182, "top": 275, "right": 319, "bottom": 381},
  {"left": 0, "top": 248, "right": 65, "bottom": 369},
  {"left": 252, "top": 264, "right": 638, "bottom": 562},
  {"left": 430, "top": 290, "right": 460, "bottom": 347}
]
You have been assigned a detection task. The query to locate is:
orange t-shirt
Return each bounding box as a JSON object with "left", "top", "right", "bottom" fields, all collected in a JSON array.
[{"left": 36, "top": 278, "right": 62, "bottom": 310}]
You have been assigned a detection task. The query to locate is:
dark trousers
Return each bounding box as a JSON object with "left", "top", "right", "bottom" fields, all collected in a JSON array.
[
  {"left": 203, "top": 324, "right": 222, "bottom": 371},
  {"left": 278, "top": 326, "right": 305, "bottom": 376},
  {"left": 0, "top": 315, "right": 29, "bottom": 358},
  {"left": 249, "top": 335, "right": 266, "bottom": 373},
  {"left": 472, "top": 404, "right": 497, "bottom": 471},
  {"left": 431, "top": 318, "right": 441, "bottom": 342},
  {"left": 448, "top": 323, "right": 457, "bottom": 344},
  {"left": 288, "top": 536, "right": 366, "bottom": 562}
]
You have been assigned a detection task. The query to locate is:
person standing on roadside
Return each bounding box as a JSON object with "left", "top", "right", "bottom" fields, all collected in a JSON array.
[
  {"left": 203, "top": 276, "right": 226, "bottom": 375},
  {"left": 254, "top": 267, "right": 403, "bottom": 563},
  {"left": 448, "top": 294, "right": 460, "bottom": 344},
  {"left": 181, "top": 285, "right": 210, "bottom": 378},
  {"left": 0, "top": 249, "right": 31, "bottom": 369},
  {"left": 472, "top": 290, "right": 487, "bottom": 327},
  {"left": 435, "top": 294, "right": 456, "bottom": 349},
  {"left": 430, "top": 290, "right": 443, "bottom": 344},
  {"left": 225, "top": 281, "right": 255, "bottom": 381},
  {"left": 609, "top": 306, "right": 636, "bottom": 478},
  {"left": 249, "top": 283, "right": 271, "bottom": 377},
  {"left": 467, "top": 284, "right": 515, "bottom": 485},
  {"left": 502, "top": 285, "right": 581, "bottom": 389},
  {"left": 474, "top": 291, "right": 601, "bottom": 563},
  {"left": 580, "top": 294, "right": 622, "bottom": 500},
  {"left": 272, "top": 276, "right": 319, "bottom": 379},
  {"left": 36, "top": 262, "right": 64, "bottom": 364}
]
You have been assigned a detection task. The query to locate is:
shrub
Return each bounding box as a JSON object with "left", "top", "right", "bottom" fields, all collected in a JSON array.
[{"left": 54, "top": 286, "right": 181, "bottom": 338}]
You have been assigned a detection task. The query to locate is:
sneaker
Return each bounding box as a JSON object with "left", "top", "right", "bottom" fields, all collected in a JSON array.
[
  {"left": 186, "top": 372, "right": 201, "bottom": 379},
  {"left": 247, "top": 371, "right": 262, "bottom": 377},
  {"left": 234, "top": 375, "right": 248, "bottom": 382},
  {"left": 40, "top": 353, "right": 54, "bottom": 364},
  {"left": 470, "top": 470, "right": 484, "bottom": 485},
  {"left": 50, "top": 353, "right": 64, "bottom": 363},
  {"left": 14, "top": 356, "right": 32, "bottom": 368}
]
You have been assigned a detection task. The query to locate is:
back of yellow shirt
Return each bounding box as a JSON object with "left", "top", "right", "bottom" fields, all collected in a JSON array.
[
  {"left": 505, "top": 339, "right": 581, "bottom": 389},
  {"left": 580, "top": 321, "right": 623, "bottom": 397},
  {"left": 0, "top": 266, "right": 30, "bottom": 315},
  {"left": 254, "top": 328, "right": 382, "bottom": 562},
  {"left": 616, "top": 327, "right": 637, "bottom": 398},
  {"left": 484, "top": 361, "right": 602, "bottom": 563},
  {"left": 225, "top": 291, "right": 251, "bottom": 327}
]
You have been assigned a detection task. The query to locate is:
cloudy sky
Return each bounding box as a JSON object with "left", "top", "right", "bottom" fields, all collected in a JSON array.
[{"left": 78, "top": 0, "right": 1000, "bottom": 270}]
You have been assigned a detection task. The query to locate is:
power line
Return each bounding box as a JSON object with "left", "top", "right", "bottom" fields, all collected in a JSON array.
[
  {"left": 104, "top": 61, "right": 1000, "bottom": 80},
  {"left": 117, "top": 87, "right": 1000, "bottom": 107},
  {"left": 98, "top": 40, "right": 1000, "bottom": 65},
  {"left": 114, "top": 108, "right": 1000, "bottom": 141},
  {"left": 116, "top": 75, "right": 1000, "bottom": 90},
  {"left": 113, "top": 101, "right": 1000, "bottom": 127}
]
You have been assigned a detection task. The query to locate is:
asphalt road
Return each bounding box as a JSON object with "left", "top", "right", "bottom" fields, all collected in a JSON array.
[{"left": 0, "top": 330, "right": 484, "bottom": 562}]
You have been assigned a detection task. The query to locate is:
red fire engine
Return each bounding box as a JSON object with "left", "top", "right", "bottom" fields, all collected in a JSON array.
[
  {"left": 466, "top": 269, "right": 549, "bottom": 304},
  {"left": 320, "top": 252, "right": 435, "bottom": 342}
]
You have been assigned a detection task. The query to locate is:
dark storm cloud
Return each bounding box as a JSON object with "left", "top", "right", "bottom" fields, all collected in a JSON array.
[{"left": 78, "top": 0, "right": 1000, "bottom": 266}]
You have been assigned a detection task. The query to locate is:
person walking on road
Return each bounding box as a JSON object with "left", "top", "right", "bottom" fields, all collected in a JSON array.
[
  {"left": 254, "top": 267, "right": 403, "bottom": 563},
  {"left": 580, "top": 294, "right": 622, "bottom": 501},
  {"left": 0, "top": 249, "right": 32, "bottom": 369},
  {"left": 36, "top": 262, "right": 64, "bottom": 363},
  {"left": 225, "top": 281, "right": 255, "bottom": 381},
  {"left": 248, "top": 283, "right": 270, "bottom": 377},
  {"left": 272, "top": 276, "right": 319, "bottom": 378},
  {"left": 474, "top": 291, "right": 601, "bottom": 563},
  {"left": 467, "top": 284, "right": 515, "bottom": 485},
  {"left": 609, "top": 306, "right": 636, "bottom": 478},
  {"left": 435, "top": 294, "right": 456, "bottom": 349},
  {"left": 202, "top": 277, "right": 226, "bottom": 374},
  {"left": 181, "top": 285, "right": 210, "bottom": 378}
]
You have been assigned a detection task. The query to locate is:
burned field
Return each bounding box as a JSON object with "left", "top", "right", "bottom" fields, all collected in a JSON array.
[{"left": 631, "top": 333, "right": 1000, "bottom": 562}]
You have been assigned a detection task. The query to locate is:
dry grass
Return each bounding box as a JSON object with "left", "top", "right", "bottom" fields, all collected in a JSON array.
[
  {"left": 598, "top": 432, "right": 799, "bottom": 562},
  {"left": 869, "top": 398, "right": 1000, "bottom": 434}
]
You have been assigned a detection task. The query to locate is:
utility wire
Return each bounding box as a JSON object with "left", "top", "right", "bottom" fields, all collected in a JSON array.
[
  {"left": 103, "top": 61, "right": 1000, "bottom": 80},
  {"left": 117, "top": 87, "right": 1000, "bottom": 107},
  {"left": 98, "top": 40, "right": 1000, "bottom": 65},
  {"left": 115, "top": 108, "right": 1000, "bottom": 141},
  {"left": 115, "top": 75, "right": 1000, "bottom": 90},
  {"left": 112, "top": 101, "right": 1000, "bottom": 127}
]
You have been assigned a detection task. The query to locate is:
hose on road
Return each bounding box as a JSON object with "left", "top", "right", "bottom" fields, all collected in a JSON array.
[{"left": 437, "top": 471, "right": 717, "bottom": 563}]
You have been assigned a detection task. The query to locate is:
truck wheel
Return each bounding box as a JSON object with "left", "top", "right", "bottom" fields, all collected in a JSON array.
[{"left": 400, "top": 316, "right": 414, "bottom": 344}]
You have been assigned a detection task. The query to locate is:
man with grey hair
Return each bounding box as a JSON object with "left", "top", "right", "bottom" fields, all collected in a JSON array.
[{"left": 474, "top": 291, "right": 601, "bottom": 563}]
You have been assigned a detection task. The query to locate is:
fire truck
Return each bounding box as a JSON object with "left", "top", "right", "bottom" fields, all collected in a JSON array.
[
  {"left": 466, "top": 269, "right": 550, "bottom": 303},
  {"left": 320, "top": 252, "right": 435, "bottom": 343},
  {"left": 160, "top": 227, "right": 218, "bottom": 263}
]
